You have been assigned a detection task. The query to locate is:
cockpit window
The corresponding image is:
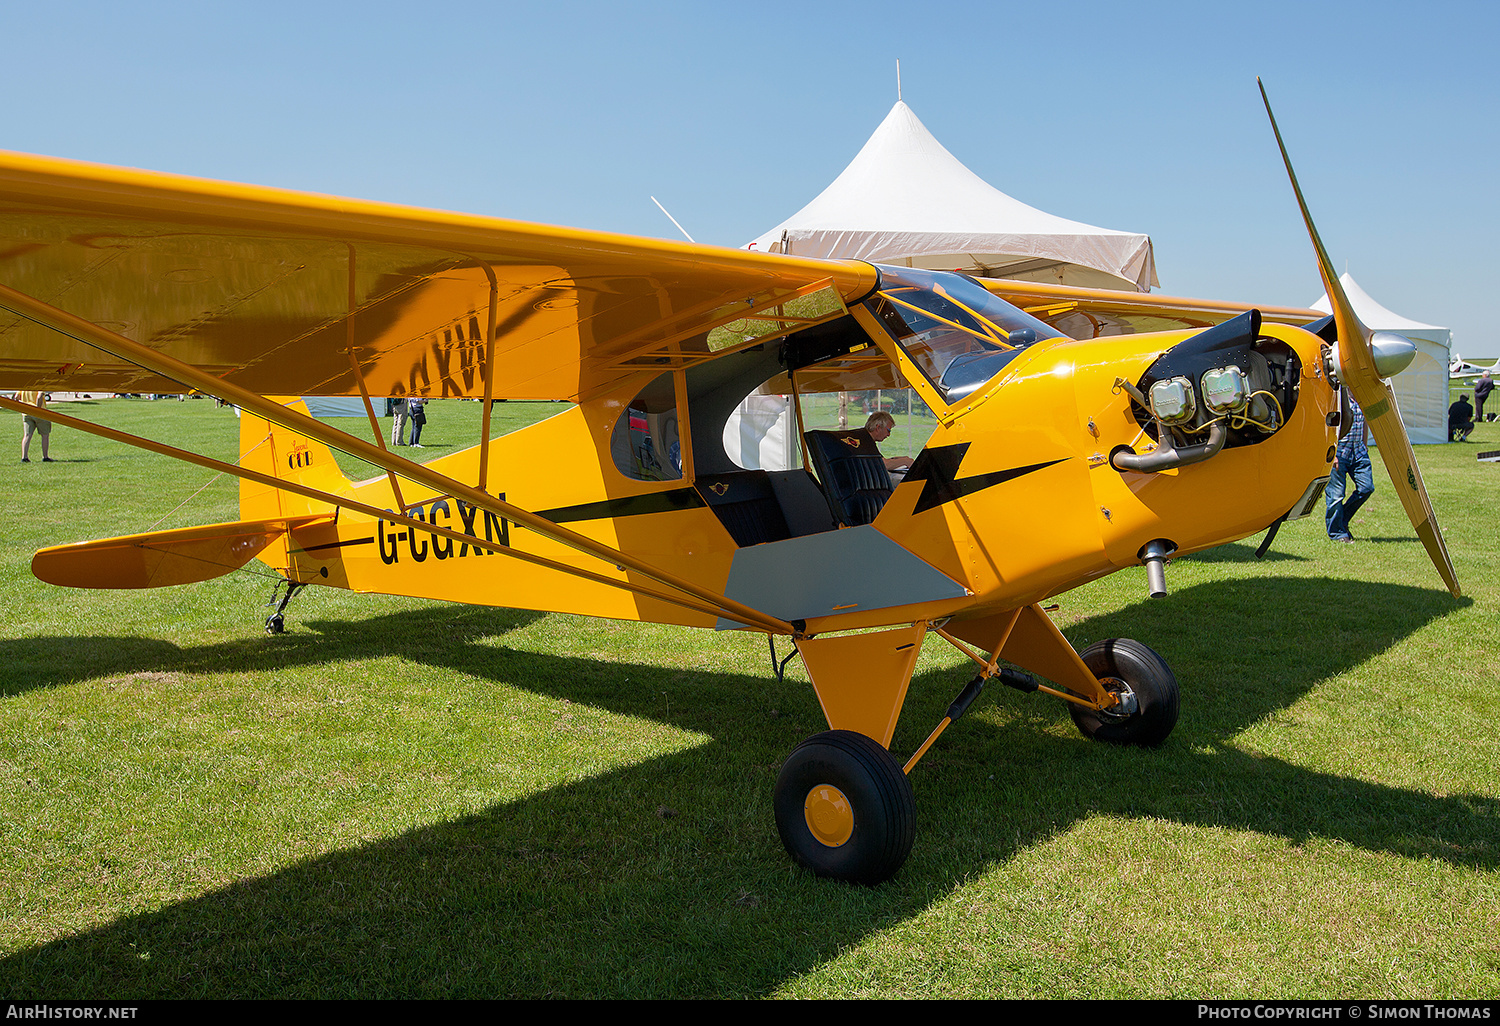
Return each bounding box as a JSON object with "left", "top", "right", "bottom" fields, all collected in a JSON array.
[
  {"left": 867, "top": 266, "right": 1063, "bottom": 403},
  {"left": 611, "top": 373, "right": 682, "bottom": 481}
]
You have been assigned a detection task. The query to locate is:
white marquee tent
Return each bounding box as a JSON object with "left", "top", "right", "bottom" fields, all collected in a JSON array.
[
  {"left": 746, "top": 101, "right": 1158, "bottom": 292},
  {"left": 1311, "top": 273, "right": 1452, "bottom": 445},
  {"left": 302, "top": 396, "right": 368, "bottom": 419}
]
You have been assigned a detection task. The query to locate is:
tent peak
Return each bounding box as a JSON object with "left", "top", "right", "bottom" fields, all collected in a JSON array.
[
  {"left": 1311, "top": 271, "right": 1447, "bottom": 333},
  {"left": 747, "top": 100, "right": 1158, "bottom": 292}
]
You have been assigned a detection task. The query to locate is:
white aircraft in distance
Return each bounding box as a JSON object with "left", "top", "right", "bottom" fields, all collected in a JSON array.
[{"left": 1449, "top": 354, "right": 1493, "bottom": 380}]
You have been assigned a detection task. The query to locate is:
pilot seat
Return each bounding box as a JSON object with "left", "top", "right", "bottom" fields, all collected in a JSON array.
[{"left": 803, "top": 428, "right": 894, "bottom": 527}]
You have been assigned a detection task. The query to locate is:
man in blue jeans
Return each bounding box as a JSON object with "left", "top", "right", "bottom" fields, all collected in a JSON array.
[{"left": 1326, "top": 394, "right": 1373, "bottom": 543}]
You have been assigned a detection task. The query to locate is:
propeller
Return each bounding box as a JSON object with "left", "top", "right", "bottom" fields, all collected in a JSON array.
[{"left": 1259, "top": 79, "right": 1460, "bottom": 598}]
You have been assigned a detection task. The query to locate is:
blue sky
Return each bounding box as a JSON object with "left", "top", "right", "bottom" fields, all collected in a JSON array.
[{"left": 4, "top": 1, "right": 1496, "bottom": 353}]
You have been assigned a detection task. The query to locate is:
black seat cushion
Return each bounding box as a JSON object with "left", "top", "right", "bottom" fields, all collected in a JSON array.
[
  {"left": 695, "top": 470, "right": 791, "bottom": 547},
  {"left": 803, "top": 429, "right": 893, "bottom": 527}
]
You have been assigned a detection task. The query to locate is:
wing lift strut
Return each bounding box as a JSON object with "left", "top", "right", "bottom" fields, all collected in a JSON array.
[{"left": 0, "top": 283, "right": 795, "bottom": 638}]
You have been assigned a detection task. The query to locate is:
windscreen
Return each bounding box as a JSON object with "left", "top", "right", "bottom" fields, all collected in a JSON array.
[{"left": 866, "top": 266, "right": 1063, "bottom": 403}]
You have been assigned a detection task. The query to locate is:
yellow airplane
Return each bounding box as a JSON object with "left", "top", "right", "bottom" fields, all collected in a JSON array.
[{"left": 0, "top": 85, "right": 1459, "bottom": 884}]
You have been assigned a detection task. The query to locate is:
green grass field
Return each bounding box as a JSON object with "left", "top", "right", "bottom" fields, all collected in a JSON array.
[{"left": 1, "top": 396, "right": 1496, "bottom": 999}]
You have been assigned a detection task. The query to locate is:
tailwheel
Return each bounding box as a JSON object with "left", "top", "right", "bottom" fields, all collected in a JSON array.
[
  {"left": 774, "top": 729, "right": 915, "bottom": 885},
  {"left": 1069, "top": 638, "right": 1180, "bottom": 747},
  {"left": 263, "top": 578, "right": 305, "bottom": 636}
]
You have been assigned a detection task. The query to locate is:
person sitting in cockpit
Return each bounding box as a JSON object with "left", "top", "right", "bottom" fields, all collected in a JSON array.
[{"left": 865, "top": 411, "right": 913, "bottom": 485}]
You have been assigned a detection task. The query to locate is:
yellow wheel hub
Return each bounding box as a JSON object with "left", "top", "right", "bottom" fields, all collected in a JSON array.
[{"left": 803, "top": 784, "right": 854, "bottom": 847}]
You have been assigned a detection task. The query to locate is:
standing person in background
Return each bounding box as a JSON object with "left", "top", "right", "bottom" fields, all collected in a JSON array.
[
  {"left": 1475, "top": 371, "right": 1493, "bottom": 423},
  {"left": 391, "top": 396, "right": 408, "bottom": 446},
  {"left": 1325, "top": 393, "right": 1373, "bottom": 543},
  {"left": 18, "top": 390, "right": 53, "bottom": 463},
  {"left": 407, "top": 396, "right": 428, "bottom": 447}
]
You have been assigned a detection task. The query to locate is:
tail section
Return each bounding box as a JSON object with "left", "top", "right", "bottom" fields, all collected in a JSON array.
[
  {"left": 31, "top": 398, "right": 350, "bottom": 591},
  {"left": 32, "top": 515, "right": 327, "bottom": 589},
  {"left": 238, "top": 396, "right": 352, "bottom": 521}
]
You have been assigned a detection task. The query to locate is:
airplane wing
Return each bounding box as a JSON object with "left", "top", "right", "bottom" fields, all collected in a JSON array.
[
  {"left": 981, "top": 279, "right": 1322, "bottom": 338},
  {"left": 0, "top": 150, "right": 877, "bottom": 401}
]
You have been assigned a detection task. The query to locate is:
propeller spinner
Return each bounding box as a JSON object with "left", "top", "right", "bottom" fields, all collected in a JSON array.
[{"left": 1259, "top": 79, "right": 1460, "bottom": 598}]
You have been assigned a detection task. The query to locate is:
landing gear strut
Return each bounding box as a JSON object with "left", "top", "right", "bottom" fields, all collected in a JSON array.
[{"left": 775, "top": 612, "right": 1183, "bottom": 885}]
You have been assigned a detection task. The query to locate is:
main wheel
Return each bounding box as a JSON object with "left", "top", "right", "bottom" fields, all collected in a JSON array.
[
  {"left": 1069, "top": 638, "right": 1180, "bottom": 747},
  {"left": 773, "top": 730, "right": 915, "bottom": 886}
]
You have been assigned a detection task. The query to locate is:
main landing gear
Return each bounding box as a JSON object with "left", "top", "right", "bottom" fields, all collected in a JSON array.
[
  {"left": 774, "top": 730, "right": 915, "bottom": 886},
  {"left": 1068, "top": 638, "right": 1180, "bottom": 746},
  {"left": 774, "top": 610, "right": 1180, "bottom": 886}
]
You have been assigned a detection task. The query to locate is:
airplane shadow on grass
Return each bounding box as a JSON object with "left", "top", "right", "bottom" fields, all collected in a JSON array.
[
  {"left": 1178, "top": 540, "right": 1307, "bottom": 563},
  {"left": 2, "top": 577, "right": 1491, "bottom": 997}
]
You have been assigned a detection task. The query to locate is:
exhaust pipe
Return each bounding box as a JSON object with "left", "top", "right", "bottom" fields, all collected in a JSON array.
[
  {"left": 1139, "top": 539, "right": 1177, "bottom": 599},
  {"left": 1112, "top": 421, "right": 1228, "bottom": 474}
]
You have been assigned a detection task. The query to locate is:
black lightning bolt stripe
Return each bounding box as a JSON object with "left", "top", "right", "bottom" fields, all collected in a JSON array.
[
  {"left": 534, "top": 487, "right": 706, "bottom": 524},
  {"left": 294, "top": 537, "right": 374, "bottom": 553},
  {"left": 905, "top": 442, "right": 1068, "bottom": 515}
]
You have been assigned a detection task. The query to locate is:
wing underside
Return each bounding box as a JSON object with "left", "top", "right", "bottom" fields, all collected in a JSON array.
[{"left": 0, "top": 150, "right": 877, "bottom": 401}]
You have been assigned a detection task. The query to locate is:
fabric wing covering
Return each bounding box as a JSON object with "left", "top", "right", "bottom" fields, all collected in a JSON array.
[
  {"left": 0, "top": 150, "right": 876, "bottom": 402},
  {"left": 746, "top": 101, "right": 1158, "bottom": 293}
]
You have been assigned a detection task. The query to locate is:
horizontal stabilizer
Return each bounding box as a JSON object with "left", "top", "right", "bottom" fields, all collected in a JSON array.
[{"left": 32, "top": 515, "right": 330, "bottom": 589}]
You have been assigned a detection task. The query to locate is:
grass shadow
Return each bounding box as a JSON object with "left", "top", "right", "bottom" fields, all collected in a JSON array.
[
  {"left": 2, "top": 577, "right": 1487, "bottom": 997},
  {"left": 0, "top": 607, "right": 547, "bottom": 698},
  {"left": 1179, "top": 541, "right": 1306, "bottom": 563}
]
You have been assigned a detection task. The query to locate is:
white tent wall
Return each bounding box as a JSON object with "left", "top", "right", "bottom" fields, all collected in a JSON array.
[
  {"left": 302, "top": 396, "right": 375, "bottom": 420},
  {"left": 723, "top": 394, "right": 796, "bottom": 471},
  {"left": 1312, "top": 273, "right": 1452, "bottom": 445},
  {"left": 1389, "top": 341, "right": 1449, "bottom": 445}
]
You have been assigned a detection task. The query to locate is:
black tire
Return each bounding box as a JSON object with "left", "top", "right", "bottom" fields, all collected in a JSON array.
[
  {"left": 773, "top": 729, "right": 915, "bottom": 886},
  {"left": 1069, "top": 638, "right": 1179, "bottom": 747}
]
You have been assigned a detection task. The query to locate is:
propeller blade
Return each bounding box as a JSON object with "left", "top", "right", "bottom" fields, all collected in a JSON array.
[
  {"left": 1360, "top": 381, "right": 1460, "bottom": 596},
  {"left": 1258, "top": 80, "right": 1376, "bottom": 391},
  {"left": 1259, "top": 79, "right": 1460, "bottom": 598}
]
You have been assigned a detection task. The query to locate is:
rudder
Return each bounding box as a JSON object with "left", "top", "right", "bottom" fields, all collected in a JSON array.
[{"left": 239, "top": 397, "right": 352, "bottom": 521}]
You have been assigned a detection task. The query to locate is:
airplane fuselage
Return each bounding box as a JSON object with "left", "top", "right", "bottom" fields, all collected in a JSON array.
[{"left": 246, "top": 283, "right": 1338, "bottom": 636}]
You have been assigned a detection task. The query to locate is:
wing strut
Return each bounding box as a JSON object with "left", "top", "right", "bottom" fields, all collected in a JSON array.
[
  {"left": 0, "top": 393, "right": 763, "bottom": 627},
  {"left": 0, "top": 284, "right": 795, "bottom": 635},
  {"left": 478, "top": 263, "right": 500, "bottom": 492},
  {"left": 343, "top": 242, "right": 408, "bottom": 512}
]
